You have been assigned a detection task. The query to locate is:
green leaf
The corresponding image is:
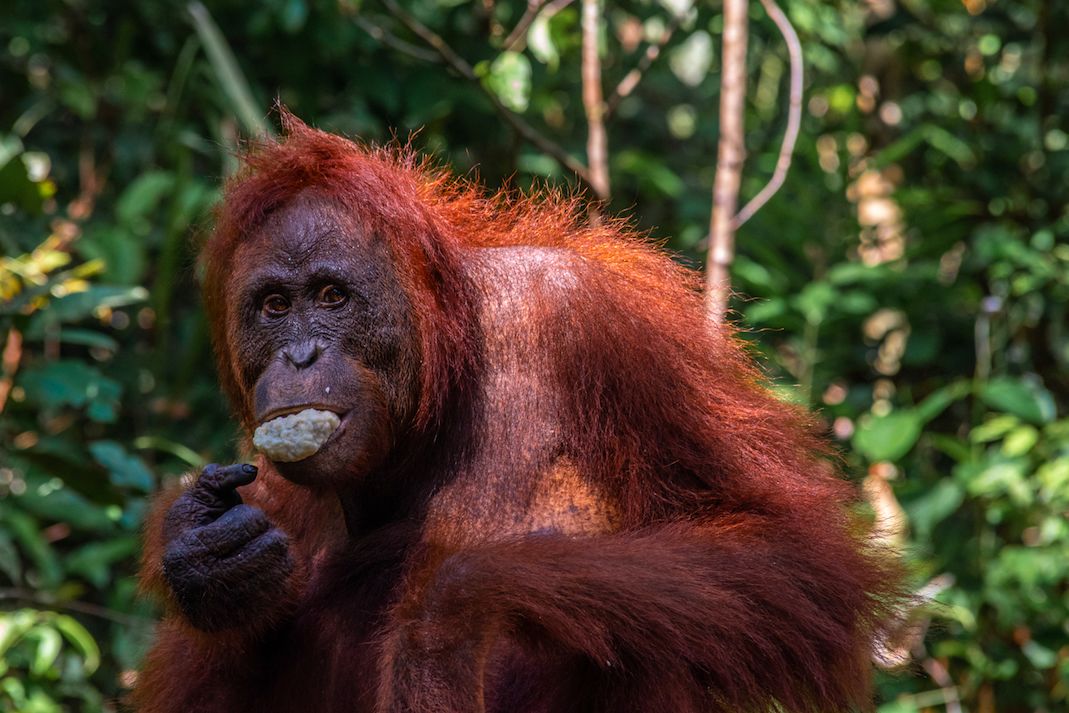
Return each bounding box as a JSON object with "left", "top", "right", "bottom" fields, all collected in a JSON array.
[
  {"left": 981, "top": 377, "right": 1056, "bottom": 424},
  {"left": 132, "top": 436, "right": 207, "bottom": 469},
  {"left": 924, "top": 125, "right": 977, "bottom": 167},
  {"left": 971, "top": 414, "right": 1020, "bottom": 443},
  {"left": 877, "top": 701, "right": 919, "bottom": 713},
  {"left": 733, "top": 257, "right": 788, "bottom": 293},
  {"left": 826, "top": 262, "right": 891, "bottom": 286},
  {"left": 961, "top": 458, "right": 1032, "bottom": 506},
  {"left": 116, "top": 171, "right": 175, "bottom": 226},
  {"left": 59, "top": 329, "right": 121, "bottom": 351},
  {"left": 279, "top": 0, "right": 308, "bottom": 33},
  {"left": 528, "top": 14, "right": 559, "bottom": 69},
  {"left": 853, "top": 411, "right": 923, "bottom": 461},
  {"left": 9, "top": 447, "right": 119, "bottom": 505},
  {"left": 0, "top": 610, "right": 36, "bottom": 658},
  {"left": 77, "top": 227, "right": 147, "bottom": 285},
  {"left": 0, "top": 532, "right": 21, "bottom": 584},
  {"left": 836, "top": 291, "right": 878, "bottom": 315},
  {"left": 65, "top": 537, "right": 140, "bottom": 589},
  {"left": 17, "top": 360, "right": 122, "bottom": 422},
  {"left": 915, "top": 380, "right": 971, "bottom": 422},
  {"left": 89, "top": 441, "right": 155, "bottom": 492},
  {"left": 0, "top": 134, "right": 23, "bottom": 167},
  {"left": 875, "top": 124, "right": 976, "bottom": 168},
  {"left": 21, "top": 324, "right": 119, "bottom": 352},
  {"left": 11, "top": 476, "right": 118, "bottom": 533},
  {"left": 744, "top": 297, "right": 790, "bottom": 324},
  {"left": 482, "top": 52, "right": 532, "bottom": 113},
  {"left": 1036, "top": 458, "right": 1069, "bottom": 503},
  {"left": 794, "top": 281, "right": 837, "bottom": 324},
  {"left": 0, "top": 676, "right": 27, "bottom": 708},
  {"left": 927, "top": 433, "right": 973, "bottom": 463},
  {"left": 669, "top": 31, "right": 713, "bottom": 87},
  {"left": 1021, "top": 640, "right": 1058, "bottom": 669},
  {"left": 57, "top": 77, "right": 97, "bottom": 119},
  {"left": 26, "top": 285, "right": 148, "bottom": 324},
  {"left": 2, "top": 509, "right": 63, "bottom": 588},
  {"left": 28, "top": 626, "right": 61, "bottom": 675},
  {"left": 53, "top": 614, "right": 100, "bottom": 675},
  {"left": 1001, "top": 425, "right": 1039, "bottom": 457},
  {"left": 906, "top": 478, "right": 964, "bottom": 539},
  {"left": 188, "top": 1, "right": 270, "bottom": 136},
  {"left": 0, "top": 143, "right": 43, "bottom": 213},
  {"left": 516, "top": 153, "right": 560, "bottom": 178},
  {"left": 615, "top": 150, "right": 684, "bottom": 197}
]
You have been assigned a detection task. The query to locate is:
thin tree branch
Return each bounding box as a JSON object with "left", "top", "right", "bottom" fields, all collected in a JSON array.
[
  {"left": 503, "top": 0, "right": 575, "bottom": 52},
  {"left": 919, "top": 656, "right": 963, "bottom": 713},
  {"left": 503, "top": 0, "right": 545, "bottom": 50},
  {"left": 705, "top": 0, "right": 749, "bottom": 322},
  {"left": 733, "top": 0, "right": 803, "bottom": 229},
  {"left": 351, "top": 13, "right": 441, "bottom": 64},
  {"left": 581, "top": 0, "right": 610, "bottom": 202},
  {"left": 604, "top": 4, "right": 691, "bottom": 119},
  {"left": 378, "top": 0, "right": 593, "bottom": 186},
  {"left": 0, "top": 588, "right": 154, "bottom": 628}
]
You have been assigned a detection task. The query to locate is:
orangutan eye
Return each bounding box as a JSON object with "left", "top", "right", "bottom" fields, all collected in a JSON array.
[
  {"left": 261, "top": 294, "right": 290, "bottom": 317},
  {"left": 317, "top": 284, "right": 347, "bottom": 307}
]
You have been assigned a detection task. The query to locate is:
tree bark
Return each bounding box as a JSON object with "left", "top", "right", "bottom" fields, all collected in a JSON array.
[{"left": 705, "top": 0, "right": 749, "bottom": 322}]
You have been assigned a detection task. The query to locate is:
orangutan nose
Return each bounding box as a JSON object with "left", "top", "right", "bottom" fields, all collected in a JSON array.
[{"left": 282, "top": 340, "right": 322, "bottom": 370}]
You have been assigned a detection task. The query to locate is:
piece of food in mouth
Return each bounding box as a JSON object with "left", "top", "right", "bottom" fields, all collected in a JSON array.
[{"left": 252, "top": 408, "right": 341, "bottom": 462}]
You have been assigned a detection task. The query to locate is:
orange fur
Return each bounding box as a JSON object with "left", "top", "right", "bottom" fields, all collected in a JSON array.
[{"left": 136, "top": 114, "right": 903, "bottom": 713}]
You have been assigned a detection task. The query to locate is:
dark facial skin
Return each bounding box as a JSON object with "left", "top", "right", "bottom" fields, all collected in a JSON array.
[
  {"left": 160, "top": 194, "right": 420, "bottom": 629},
  {"left": 230, "top": 193, "right": 419, "bottom": 489}
]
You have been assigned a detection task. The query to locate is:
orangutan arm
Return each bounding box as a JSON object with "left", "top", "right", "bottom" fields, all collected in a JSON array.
[{"left": 377, "top": 514, "right": 892, "bottom": 713}]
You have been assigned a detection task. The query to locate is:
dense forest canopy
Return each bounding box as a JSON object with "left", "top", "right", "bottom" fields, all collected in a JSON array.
[{"left": 1, "top": 1, "right": 1067, "bottom": 710}]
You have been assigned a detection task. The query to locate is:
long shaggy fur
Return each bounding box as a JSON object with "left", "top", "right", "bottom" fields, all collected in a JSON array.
[{"left": 137, "top": 114, "right": 903, "bottom": 713}]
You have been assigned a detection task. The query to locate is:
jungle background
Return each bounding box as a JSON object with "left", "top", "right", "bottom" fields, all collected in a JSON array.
[{"left": 1, "top": 0, "right": 1067, "bottom": 710}]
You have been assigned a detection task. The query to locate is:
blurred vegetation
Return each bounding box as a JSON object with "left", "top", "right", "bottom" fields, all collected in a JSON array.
[{"left": 1, "top": 0, "right": 1067, "bottom": 710}]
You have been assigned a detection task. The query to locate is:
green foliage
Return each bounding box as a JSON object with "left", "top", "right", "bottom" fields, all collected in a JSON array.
[
  {"left": 0, "top": 609, "right": 103, "bottom": 713},
  {"left": 1, "top": 0, "right": 1067, "bottom": 709}
]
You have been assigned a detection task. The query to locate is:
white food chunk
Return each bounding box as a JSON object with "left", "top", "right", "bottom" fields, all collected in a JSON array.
[{"left": 253, "top": 409, "right": 341, "bottom": 462}]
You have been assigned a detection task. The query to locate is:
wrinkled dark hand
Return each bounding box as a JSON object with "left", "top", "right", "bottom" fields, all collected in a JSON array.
[{"left": 161, "top": 463, "right": 293, "bottom": 632}]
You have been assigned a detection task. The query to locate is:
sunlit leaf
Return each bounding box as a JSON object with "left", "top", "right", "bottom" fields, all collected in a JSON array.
[
  {"left": 481, "top": 52, "right": 532, "bottom": 113},
  {"left": 26, "top": 285, "right": 147, "bottom": 324},
  {"left": 669, "top": 31, "right": 713, "bottom": 87},
  {"left": 528, "top": 14, "right": 559, "bottom": 69},
  {"left": 971, "top": 414, "right": 1020, "bottom": 443},
  {"left": 981, "top": 377, "right": 1056, "bottom": 425},
  {"left": 28, "top": 626, "right": 61, "bottom": 675},
  {"left": 53, "top": 614, "right": 101, "bottom": 675},
  {"left": 853, "top": 411, "right": 923, "bottom": 462},
  {"left": 961, "top": 458, "right": 1033, "bottom": 506},
  {"left": 1001, "top": 426, "right": 1039, "bottom": 457}
]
